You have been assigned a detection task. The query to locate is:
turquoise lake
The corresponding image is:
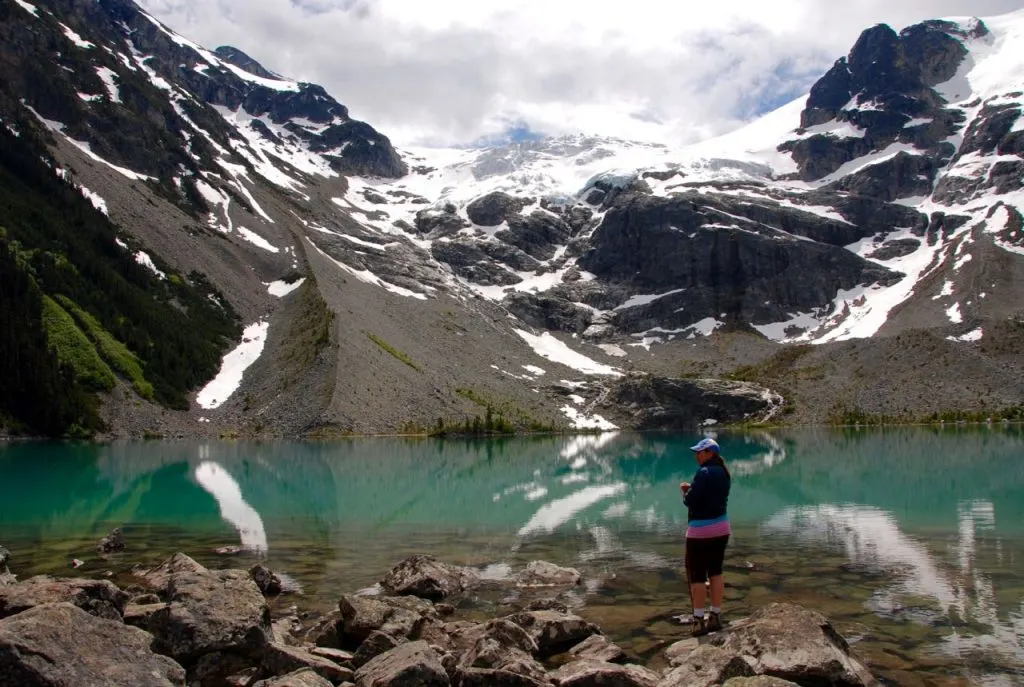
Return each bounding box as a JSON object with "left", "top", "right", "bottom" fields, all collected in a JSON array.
[{"left": 1, "top": 428, "right": 1022, "bottom": 685}]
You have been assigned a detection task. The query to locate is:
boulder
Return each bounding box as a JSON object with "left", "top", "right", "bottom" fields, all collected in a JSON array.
[
  {"left": 124, "top": 601, "right": 168, "bottom": 629},
  {"left": 194, "top": 651, "right": 259, "bottom": 686},
  {"left": 517, "top": 561, "right": 582, "bottom": 587},
  {"left": 456, "top": 619, "right": 548, "bottom": 683},
  {"left": 659, "top": 645, "right": 756, "bottom": 687},
  {"left": 0, "top": 575, "right": 129, "bottom": 620},
  {"left": 710, "top": 603, "right": 877, "bottom": 687},
  {"left": 568, "top": 634, "right": 627, "bottom": 663},
  {"left": 457, "top": 667, "right": 550, "bottom": 686},
  {"left": 146, "top": 562, "right": 271, "bottom": 663},
  {"left": 338, "top": 594, "right": 431, "bottom": 646},
  {"left": 353, "top": 641, "right": 450, "bottom": 686},
  {"left": 97, "top": 527, "right": 126, "bottom": 553},
  {"left": 505, "top": 610, "right": 599, "bottom": 657},
  {"left": 0, "top": 546, "right": 14, "bottom": 585},
  {"left": 466, "top": 192, "right": 528, "bottom": 226},
  {"left": 132, "top": 552, "right": 208, "bottom": 592},
  {"left": 722, "top": 678, "right": 801, "bottom": 687},
  {"left": 252, "top": 668, "right": 334, "bottom": 687},
  {"left": 306, "top": 609, "right": 344, "bottom": 648},
  {"left": 351, "top": 630, "right": 405, "bottom": 668},
  {"left": 261, "top": 642, "right": 355, "bottom": 684},
  {"left": 251, "top": 564, "right": 284, "bottom": 596},
  {"left": 379, "top": 555, "right": 478, "bottom": 601},
  {"left": 663, "top": 638, "right": 700, "bottom": 666},
  {"left": 0, "top": 602, "right": 185, "bottom": 686},
  {"left": 551, "top": 659, "right": 661, "bottom": 687}
]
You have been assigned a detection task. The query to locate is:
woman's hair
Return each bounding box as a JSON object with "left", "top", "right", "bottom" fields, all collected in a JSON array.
[{"left": 708, "top": 454, "right": 731, "bottom": 481}]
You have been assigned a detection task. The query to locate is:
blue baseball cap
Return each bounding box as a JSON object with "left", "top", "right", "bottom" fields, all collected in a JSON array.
[{"left": 689, "top": 438, "right": 720, "bottom": 453}]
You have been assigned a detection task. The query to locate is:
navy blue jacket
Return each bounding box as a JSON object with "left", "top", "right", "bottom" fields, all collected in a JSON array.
[{"left": 683, "top": 460, "right": 731, "bottom": 522}]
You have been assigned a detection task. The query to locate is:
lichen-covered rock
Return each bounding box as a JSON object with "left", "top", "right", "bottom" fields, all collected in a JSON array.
[
  {"left": 338, "top": 595, "right": 432, "bottom": 646},
  {"left": 659, "top": 645, "right": 756, "bottom": 687},
  {"left": 145, "top": 561, "right": 271, "bottom": 663},
  {"left": 505, "top": 610, "right": 599, "bottom": 657},
  {"left": 0, "top": 602, "right": 185, "bottom": 686},
  {"left": 568, "top": 634, "right": 627, "bottom": 663},
  {"left": 710, "top": 603, "right": 877, "bottom": 687},
  {"left": 552, "top": 659, "right": 661, "bottom": 687},
  {"left": 351, "top": 630, "right": 405, "bottom": 668},
  {"left": 353, "top": 641, "right": 450, "bottom": 687},
  {"left": 0, "top": 575, "right": 129, "bottom": 621},
  {"left": 379, "top": 555, "right": 478, "bottom": 601},
  {"left": 261, "top": 642, "right": 355, "bottom": 684}
]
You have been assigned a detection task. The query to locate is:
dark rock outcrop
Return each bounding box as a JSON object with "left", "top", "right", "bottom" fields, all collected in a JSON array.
[
  {"left": 504, "top": 293, "right": 593, "bottom": 334},
  {"left": 601, "top": 375, "right": 783, "bottom": 430},
  {"left": 0, "top": 576, "right": 129, "bottom": 621},
  {"left": 0, "top": 602, "right": 186, "bottom": 686},
  {"left": 466, "top": 192, "right": 528, "bottom": 226},
  {"left": 379, "top": 555, "right": 478, "bottom": 601},
  {"left": 496, "top": 212, "right": 571, "bottom": 261},
  {"left": 251, "top": 564, "right": 284, "bottom": 596}
]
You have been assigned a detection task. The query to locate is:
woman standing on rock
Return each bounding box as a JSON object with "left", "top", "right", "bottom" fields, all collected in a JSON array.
[{"left": 680, "top": 437, "right": 731, "bottom": 636}]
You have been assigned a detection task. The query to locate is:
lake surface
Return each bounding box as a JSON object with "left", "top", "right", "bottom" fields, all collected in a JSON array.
[{"left": 1, "top": 429, "right": 1023, "bottom": 685}]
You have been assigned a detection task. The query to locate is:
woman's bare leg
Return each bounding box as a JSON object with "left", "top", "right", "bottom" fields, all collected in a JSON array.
[
  {"left": 709, "top": 575, "right": 725, "bottom": 609},
  {"left": 690, "top": 582, "right": 707, "bottom": 613}
]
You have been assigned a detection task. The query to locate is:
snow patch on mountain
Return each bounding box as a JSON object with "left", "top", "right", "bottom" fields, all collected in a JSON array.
[
  {"left": 197, "top": 321, "right": 270, "bottom": 409},
  {"left": 514, "top": 330, "right": 621, "bottom": 377}
]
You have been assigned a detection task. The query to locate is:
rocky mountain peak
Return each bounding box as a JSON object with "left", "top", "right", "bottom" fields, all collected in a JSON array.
[{"left": 214, "top": 45, "right": 283, "bottom": 81}]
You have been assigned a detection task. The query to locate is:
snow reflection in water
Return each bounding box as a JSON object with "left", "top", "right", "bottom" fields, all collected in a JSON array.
[{"left": 194, "top": 460, "right": 268, "bottom": 553}]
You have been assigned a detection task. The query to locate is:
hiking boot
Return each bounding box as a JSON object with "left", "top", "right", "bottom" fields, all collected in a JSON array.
[
  {"left": 689, "top": 615, "right": 708, "bottom": 637},
  {"left": 706, "top": 612, "right": 723, "bottom": 633}
]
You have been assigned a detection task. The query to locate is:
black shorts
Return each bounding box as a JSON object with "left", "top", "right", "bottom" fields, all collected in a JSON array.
[{"left": 685, "top": 535, "right": 729, "bottom": 583}]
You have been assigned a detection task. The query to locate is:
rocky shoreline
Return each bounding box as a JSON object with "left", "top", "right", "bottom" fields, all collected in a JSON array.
[{"left": 0, "top": 545, "right": 880, "bottom": 687}]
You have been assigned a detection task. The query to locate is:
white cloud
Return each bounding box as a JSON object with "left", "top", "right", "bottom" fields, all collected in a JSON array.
[{"left": 138, "top": 0, "right": 1022, "bottom": 145}]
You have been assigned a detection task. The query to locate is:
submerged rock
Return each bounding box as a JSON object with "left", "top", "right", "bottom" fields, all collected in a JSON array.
[
  {"left": 517, "top": 560, "right": 582, "bottom": 588},
  {"left": 251, "top": 563, "right": 284, "bottom": 596},
  {"left": 379, "top": 555, "right": 478, "bottom": 601},
  {"left": 97, "top": 527, "right": 126, "bottom": 553},
  {"left": 0, "top": 602, "right": 185, "bottom": 686}
]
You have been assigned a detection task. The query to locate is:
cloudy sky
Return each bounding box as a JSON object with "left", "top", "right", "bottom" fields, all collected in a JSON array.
[{"left": 137, "top": 0, "right": 1022, "bottom": 146}]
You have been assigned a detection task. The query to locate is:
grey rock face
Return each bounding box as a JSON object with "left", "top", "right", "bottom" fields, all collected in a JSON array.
[
  {"left": 709, "top": 603, "right": 877, "bottom": 687},
  {"left": 379, "top": 555, "right": 478, "bottom": 601},
  {"left": 504, "top": 293, "right": 593, "bottom": 334},
  {"left": 0, "top": 602, "right": 186, "bottom": 686},
  {"left": 602, "top": 375, "right": 783, "bottom": 430},
  {"left": 466, "top": 192, "right": 529, "bottom": 226},
  {"left": 0, "top": 575, "right": 129, "bottom": 621},
  {"left": 579, "top": 194, "right": 901, "bottom": 329},
  {"left": 353, "top": 641, "right": 450, "bottom": 687},
  {"left": 496, "top": 212, "right": 572, "bottom": 261},
  {"left": 144, "top": 557, "right": 272, "bottom": 663},
  {"left": 430, "top": 241, "right": 523, "bottom": 286}
]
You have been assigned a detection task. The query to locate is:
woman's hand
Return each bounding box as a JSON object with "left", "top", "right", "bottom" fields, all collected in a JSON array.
[{"left": 680, "top": 481, "right": 690, "bottom": 495}]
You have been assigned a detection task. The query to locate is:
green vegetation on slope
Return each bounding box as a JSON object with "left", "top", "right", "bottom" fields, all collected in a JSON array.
[
  {"left": 0, "top": 118, "right": 240, "bottom": 437},
  {"left": 366, "top": 333, "right": 421, "bottom": 372},
  {"left": 40, "top": 295, "right": 116, "bottom": 393}
]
